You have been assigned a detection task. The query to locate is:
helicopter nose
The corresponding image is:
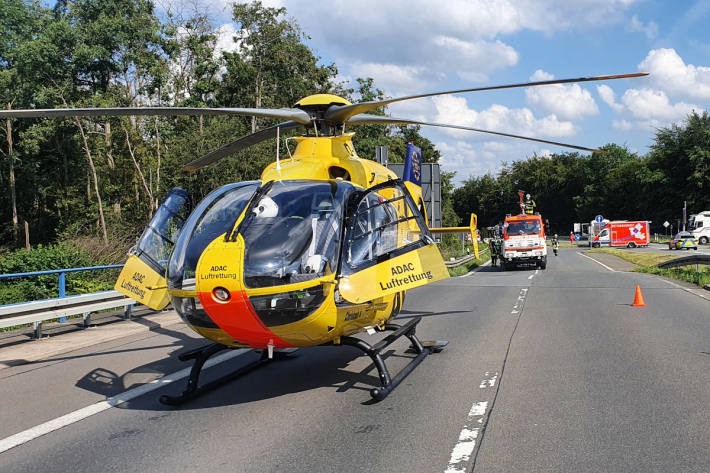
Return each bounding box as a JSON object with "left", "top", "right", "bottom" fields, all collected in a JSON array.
[{"left": 197, "top": 286, "right": 293, "bottom": 349}]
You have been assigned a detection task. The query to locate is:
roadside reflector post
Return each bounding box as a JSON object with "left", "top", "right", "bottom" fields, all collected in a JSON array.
[
  {"left": 32, "top": 321, "right": 42, "bottom": 339},
  {"left": 83, "top": 312, "right": 91, "bottom": 328},
  {"left": 124, "top": 304, "right": 133, "bottom": 320}
]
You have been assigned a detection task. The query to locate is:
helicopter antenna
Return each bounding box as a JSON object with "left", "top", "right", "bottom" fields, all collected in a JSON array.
[{"left": 285, "top": 137, "right": 295, "bottom": 162}]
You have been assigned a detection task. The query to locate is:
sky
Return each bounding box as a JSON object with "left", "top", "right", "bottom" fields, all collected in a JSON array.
[{"left": 166, "top": 0, "right": 710, "bottom": 186}]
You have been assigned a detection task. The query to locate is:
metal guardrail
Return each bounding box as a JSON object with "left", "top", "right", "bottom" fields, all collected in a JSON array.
[
  {"left": 0, "top": 264, "right": 133, "bottom": 338},
  {"left": 0, "top": 264, "right": 123, "bottom": 298},
  {"left": 0, "top": 291, "right": 136, "bottom": 338},
  {"left": 444, "top": 247, "right": 489, "bottom": 267},
  {"left": 657, "top": 254, "right": 710, "bottom": 270}
]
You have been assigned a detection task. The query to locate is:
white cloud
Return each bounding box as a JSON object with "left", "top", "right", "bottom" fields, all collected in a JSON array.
[
  {"left": 483, "top": 141, "right": 510, "bottom": 151},
  {"left": 349, "top": 62, "right": 432, "bottom": 96},
  {"left": 628, "top": 15, "right": 658, "bottom": 39},
  {"left": 530, "top": 69, "right": 554, "bottom": 81},
  {"left": 388, "top": 98, "right": 438, "bottom": 122},
  {"left": 639, "top": 48, "right": 710, "bottom": 100},
  {"left": 214, "top": 23, "right": 239, "bottom": 57},
  {"left": 432, "top": 36, "right": 518, "bottom": 82},
  {"left": 597, "top": 85, "right": 624, "bottom": 112},
  {"left": 525, "top": 70, "right": 599, "bottom": 120},
  {"left": 436, "top": 140, "right": 498, "bottom": 182},
  {"left": 620, "top": 88, "right": 699, "bottom": 124},
  {"left": 613, "top": 119, "right": 633, "bottom": 131},
  {"left": 267, "top": 0, "right": 638, "bottom": 94},
  {"left": 432, "top": 95, "right": 577, "bottom": 139}
]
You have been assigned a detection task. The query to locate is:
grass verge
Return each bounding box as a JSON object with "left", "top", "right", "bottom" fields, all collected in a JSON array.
[
  {"left": 587, "top": 247, "right": 709, "bottom": 289},
  {"left": 635, "top": 266, "right": 710, "bottom": 288},
  {"left": 447, "top": 249, "right": 491, "bottom": 277},
  {"left": 586, "top": 248, "right": 676, "bottom": 267}
]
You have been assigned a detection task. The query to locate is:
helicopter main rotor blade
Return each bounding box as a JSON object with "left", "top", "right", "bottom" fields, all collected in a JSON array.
[
  {"left": 326, "top": 72, "right": 648, "bottom": 124},
  {"left": 346, "top": 114, "right": 602, "bottom": 153},
  {"left": 183, "top": 121, "right": 302, "bottom": 172},
  {"left": 0, "top": 107, "right": 313, "bottom": 125}
]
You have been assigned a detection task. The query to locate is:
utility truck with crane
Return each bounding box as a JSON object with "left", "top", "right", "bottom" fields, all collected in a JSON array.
[{"left": 501, "top": 192, "right": 548, "bottom": 270}]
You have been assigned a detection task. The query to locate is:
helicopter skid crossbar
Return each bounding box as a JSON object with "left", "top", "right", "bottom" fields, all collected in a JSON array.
[
  {"left": 159, "top": 344, "right": 295, "bottom": 406},
  {"left": 341, "top": 315, "right": 443, "bottom": 401}
]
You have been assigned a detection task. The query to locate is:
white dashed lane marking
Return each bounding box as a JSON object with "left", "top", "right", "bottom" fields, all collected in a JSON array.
[
  {"left": 444, "top": 371, "right": 498, "bottom": 473},
  {"left": 511, "top": 288, "right": 528, "bottom": 314}
]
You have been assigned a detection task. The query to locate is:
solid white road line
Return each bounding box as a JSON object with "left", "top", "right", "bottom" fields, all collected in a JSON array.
[
  {"left": 0, "top": 348, "right": 250, "bottom": 454},
  {"left": 577, "top": 251, "right": 616, "bottom": 272}
]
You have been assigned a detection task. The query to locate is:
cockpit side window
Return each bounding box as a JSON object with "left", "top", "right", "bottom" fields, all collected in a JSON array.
[
  {"left": 343, "top": 181, "right": 430, "bottom": 273},
  {"left": 135, "top": 188, "right": 190, "bottom": 273}
]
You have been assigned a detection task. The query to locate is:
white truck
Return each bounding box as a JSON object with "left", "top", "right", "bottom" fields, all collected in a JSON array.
[{"left": 689, "top": 210, "right": 710, "bottom": 244}]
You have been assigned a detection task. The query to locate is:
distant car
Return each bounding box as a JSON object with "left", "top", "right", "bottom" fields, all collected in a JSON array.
[{"left": 669, "top": 232, "right": 698, "bottom": 250}]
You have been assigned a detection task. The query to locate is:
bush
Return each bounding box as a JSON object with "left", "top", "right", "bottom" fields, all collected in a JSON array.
[{"left": 0, "top": 243, "right": 118, "bottom": 305}]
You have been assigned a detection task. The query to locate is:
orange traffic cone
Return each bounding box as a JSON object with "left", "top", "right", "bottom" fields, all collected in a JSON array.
[{"left": 632, "top": 285, "right": 646, "bottom": 307}]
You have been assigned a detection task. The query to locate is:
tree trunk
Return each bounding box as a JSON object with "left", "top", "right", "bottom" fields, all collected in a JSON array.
[
  {"left": 154, "top": 118, "right": 161, "bottom": 202},
  {"left": 105, "top": 120, "right": 115, "bottom": 169},
  {"left": 74, "top": 117, "right": 109, "bottom": 246},
  {"left": 6, "top": 103, "right": 18, "bottom": 243},
  {"left": 124, "top": 128, "right": 154, "bottom": 215},
  {"left": 252, "top": 74, "right": 262, "bottom": 134}
]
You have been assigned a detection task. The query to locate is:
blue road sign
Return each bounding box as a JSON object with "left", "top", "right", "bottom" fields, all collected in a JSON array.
[
  {"left": 574, "top": 234, "right": 580, "bottom": 241},
  {"left": 595, "top": 215, "right": 604, "bottom": 223}
]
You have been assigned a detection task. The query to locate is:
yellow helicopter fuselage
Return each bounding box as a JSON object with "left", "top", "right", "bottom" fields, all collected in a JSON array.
[{"left": 116, "top": 133, "right": 449, "bottom": 350}]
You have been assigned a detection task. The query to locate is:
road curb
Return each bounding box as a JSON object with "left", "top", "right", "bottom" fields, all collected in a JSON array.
[{"left": 0, "top": 311, "right": 183, "bottom": 370}]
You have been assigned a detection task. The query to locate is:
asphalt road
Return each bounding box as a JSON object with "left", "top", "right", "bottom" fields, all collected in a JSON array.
[
  {"left": 1, "top": 248, "right": 709, "bottom": 472},
  {"left": 574, "top": 241, "right": 710, "bottom": 254}
]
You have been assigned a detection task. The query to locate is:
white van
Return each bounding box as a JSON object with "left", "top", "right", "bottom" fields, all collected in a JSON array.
[{"left": 689, "top": 211, "right": 710, "bottom": 244}]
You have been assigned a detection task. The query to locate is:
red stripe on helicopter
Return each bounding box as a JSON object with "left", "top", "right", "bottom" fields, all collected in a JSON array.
[{"left": 197, "top": 290, "right": 293, "bottom": 348}]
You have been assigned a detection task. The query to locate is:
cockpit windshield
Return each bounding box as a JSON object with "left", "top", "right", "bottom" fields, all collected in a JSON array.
[
  {"left": 239, "top": 180, "right": 353, "bottom": 288},
  {"left": 506, "top": 219, "right": 542, "bottom": 236},
  {"left": 167, "top": 182, "right": 259, "bottom": 289}
]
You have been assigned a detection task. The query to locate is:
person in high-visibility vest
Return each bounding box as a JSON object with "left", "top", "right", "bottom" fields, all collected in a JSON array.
[
  {"left": 569, "top": 231, "right": 575, "bottom": 244},
  {"left": 552, "top": 234, "right": 559, "bottom": 256},
  {"left": 524, "top": 193, "right": 536, "bottom": 215},
  {"left": 488, "top": 238, "right": 498, "bottom": 266}
]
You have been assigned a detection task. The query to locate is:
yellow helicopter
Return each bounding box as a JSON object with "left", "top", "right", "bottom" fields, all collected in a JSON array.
[{"left": 0, "top": 72, "right": 647, "bottom": 403}]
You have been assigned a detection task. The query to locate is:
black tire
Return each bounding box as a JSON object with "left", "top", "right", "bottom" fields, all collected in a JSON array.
[
  {"left": 668, "top": 244, "right": 673, "bottom": 250},
  {"left": 628, "top": 242, "right": 637, "bottom": 248},
  {"left": 540, "top": 256, "right": 547, "bottom": 270},
  {"left": 693, "top": 247, "right": 698, "bottom": 250},
  {"left": 700, "top": 236, "right": 708, "bottom": 245}
]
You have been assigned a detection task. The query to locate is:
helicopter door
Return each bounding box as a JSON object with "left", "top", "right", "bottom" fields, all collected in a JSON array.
[
  {"left": 115, "top": 188, "right": 190, "bottom": 310},
  {"left": 338, "top": 180, "right": 449, "bottom": 304}
]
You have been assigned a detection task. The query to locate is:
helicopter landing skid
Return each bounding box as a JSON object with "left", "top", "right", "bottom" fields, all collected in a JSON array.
[
  {"left": 159, "top": 344, "right": 296, "bottom": 406},
  {"left": 341, "top": 315, "right": 445, "bottom": 401}
]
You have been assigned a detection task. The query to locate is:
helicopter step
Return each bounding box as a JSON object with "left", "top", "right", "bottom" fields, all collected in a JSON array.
[
  {"left": 341, "top": 315, "right": 446, "bottom": 401},
  {"left": 159, "top": 344, "right": 297, "bottom": 406}
]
